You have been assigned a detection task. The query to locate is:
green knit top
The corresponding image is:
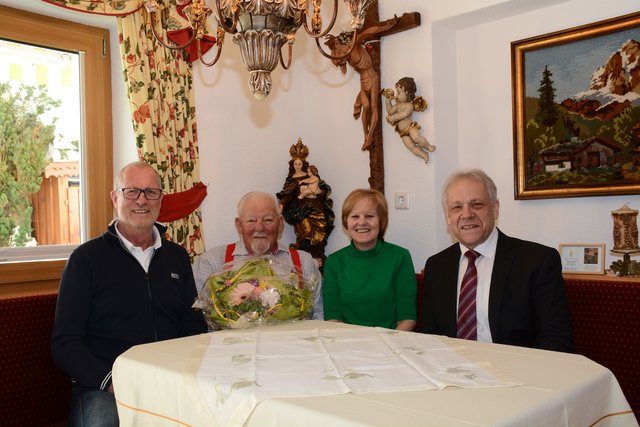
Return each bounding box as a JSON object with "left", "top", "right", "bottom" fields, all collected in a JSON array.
[{"left": 323, "top": 240, "right": 417, "bottom": 329}]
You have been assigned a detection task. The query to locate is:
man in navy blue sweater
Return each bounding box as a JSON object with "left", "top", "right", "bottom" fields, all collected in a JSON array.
[{"left": 51, "top": 161, "right": 207, "bottom": 426}]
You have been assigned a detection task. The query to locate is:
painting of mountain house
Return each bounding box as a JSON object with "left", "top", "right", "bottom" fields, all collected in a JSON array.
[{"left": 512, "top": 12, "right": 640, "bottom": 199}]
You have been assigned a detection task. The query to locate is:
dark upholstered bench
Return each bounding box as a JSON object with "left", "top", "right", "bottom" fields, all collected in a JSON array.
[
  {"left": 0, "top": 293, "right": 70, "bottom": 426},
  {"left": 3, "top": 275, "right": 638, "bottom": 424},
  {"left": 564, "top": 276, "right": 640, "bottom": 422}
]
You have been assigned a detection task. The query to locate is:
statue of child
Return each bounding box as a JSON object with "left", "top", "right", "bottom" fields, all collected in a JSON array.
[{"left": 298, "top": 165, "right": 323, "bottom": 199}]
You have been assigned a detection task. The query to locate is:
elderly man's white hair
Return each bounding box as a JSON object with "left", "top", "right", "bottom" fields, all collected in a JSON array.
[
  {"left": 235, "top": 191, "right": 284, "bottom": 244},
  {"left": 441, "top": 169, "right": 498, "bottom": 212},
  {"left": 236, "top": 191, "right": 282, "bottom": 218}
]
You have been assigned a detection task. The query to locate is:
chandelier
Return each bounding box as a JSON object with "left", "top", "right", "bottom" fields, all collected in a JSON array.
[{"left": 144, "top": 0, "right": 375, "bottom": 99}]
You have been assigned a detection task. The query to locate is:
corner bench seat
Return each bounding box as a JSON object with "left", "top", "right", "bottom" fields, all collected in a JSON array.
[
  {"left": 2, "top": 273, "right": 638, "bottom": 425},
  {"left": 0, "top": 293, "right": 70, "bottom": 426},
  {"left": 564, "top": 275, "right": 640, "bottom": 421}
]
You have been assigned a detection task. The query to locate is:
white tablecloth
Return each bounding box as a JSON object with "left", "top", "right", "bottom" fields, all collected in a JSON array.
[{"left": 113, "top": 320, "right": 637, "bottom": 427}]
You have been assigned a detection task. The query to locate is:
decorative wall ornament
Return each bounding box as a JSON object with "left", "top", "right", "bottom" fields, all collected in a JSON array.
[
  {"left": 382, "top": 76, "right": 435, "bottom": 163},
  {"left": 324, "top": 17, "right": 398, "bottom": 151},
  {"left": 320, "top": 5, "right": 421, "bottom": 193}
]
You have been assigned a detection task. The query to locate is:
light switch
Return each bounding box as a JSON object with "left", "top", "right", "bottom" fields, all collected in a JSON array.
[{"left": 395, "top": 192, "right": 409, "bottom": 210}]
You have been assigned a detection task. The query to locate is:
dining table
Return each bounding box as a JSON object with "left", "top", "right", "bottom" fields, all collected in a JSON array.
[{"left": 112, "top": 320, "right": 637, "bottom": 427}]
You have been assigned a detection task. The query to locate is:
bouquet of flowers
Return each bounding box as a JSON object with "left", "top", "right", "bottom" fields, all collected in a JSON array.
[{"left": 197, "top": 257, "right": 317, "bottom": 330}]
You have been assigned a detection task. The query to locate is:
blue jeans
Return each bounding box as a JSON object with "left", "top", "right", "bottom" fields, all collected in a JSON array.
[{"left": 68, "top": 383, "right": 119, "bottom": 427}]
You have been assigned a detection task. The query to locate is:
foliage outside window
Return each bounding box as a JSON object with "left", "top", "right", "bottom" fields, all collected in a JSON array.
[{"left": 0, "top": 82, "right": 61, "bottom": 247}]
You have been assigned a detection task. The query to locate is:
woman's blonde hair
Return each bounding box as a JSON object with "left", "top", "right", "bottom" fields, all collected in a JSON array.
[{"left": 341, "top": 188, "right": 389, "bottom": 240}]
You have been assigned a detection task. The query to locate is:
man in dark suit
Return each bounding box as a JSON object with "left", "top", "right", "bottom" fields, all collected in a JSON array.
[{"left": 419, "top": 169, "right": 574, "bottom": 352}]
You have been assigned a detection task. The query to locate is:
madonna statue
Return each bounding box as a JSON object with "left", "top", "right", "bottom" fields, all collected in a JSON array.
[{"left": 277, "top": 138, "right": 335, "bottom": 267}]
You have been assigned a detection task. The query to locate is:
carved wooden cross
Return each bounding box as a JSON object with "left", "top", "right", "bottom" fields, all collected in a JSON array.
[{"left": 349, "top": 2, "right": 421, "bottom": 193}]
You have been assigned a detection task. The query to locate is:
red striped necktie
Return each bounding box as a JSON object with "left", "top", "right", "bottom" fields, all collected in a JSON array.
[{"left": 457, "top": 250, "right": 479, "bottom": 340}]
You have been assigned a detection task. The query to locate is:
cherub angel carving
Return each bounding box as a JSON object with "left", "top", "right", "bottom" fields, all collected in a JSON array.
[{"left": 382, "top": 76, "right": 435, "bottom": 163}]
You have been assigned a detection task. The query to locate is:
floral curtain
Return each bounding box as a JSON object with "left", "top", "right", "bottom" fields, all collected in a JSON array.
[
  {"left": 118, "top": 7, "right": 206, "bottom": 258},
  {"left": 43, "top": 0, "right": 144, "bottom": 15},
  {"left": 43, "top": 0, "right": 207, "bottom": 259}
]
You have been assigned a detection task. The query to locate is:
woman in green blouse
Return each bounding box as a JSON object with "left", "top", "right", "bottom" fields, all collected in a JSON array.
[{"left": 323, "top": 188, "right": 417, "bottom": 330}]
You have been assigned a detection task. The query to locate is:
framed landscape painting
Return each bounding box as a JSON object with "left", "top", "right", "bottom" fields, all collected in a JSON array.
[{"left": 511, "top": 12, "right": 640, "bottom": 199}]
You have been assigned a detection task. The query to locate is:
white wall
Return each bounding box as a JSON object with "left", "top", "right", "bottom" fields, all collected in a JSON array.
[
  {"left": 195, "top": 0, "right": 512, "bottom": 268},
  {"left": 196, "top": 0, "right": 640, "bottom": 271},
  {"left": 449, "top": 0, "right": 640, "bottom": 269},
  {"left": 4, "top": 0, "right": 639, "bottom": 271}
]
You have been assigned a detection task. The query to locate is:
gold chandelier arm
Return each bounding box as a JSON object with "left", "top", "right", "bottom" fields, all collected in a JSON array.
[
  {"left": 301, "top": 0, "right": 339, "bottom": 39},
  {"left": 314, "top": 29, "right": 358, "bottom": 61},
  {"left": 144, "top": 2, "right": 197, "bottom": 50},
  {"left": 197, "top": 38, "right": 223, "bottom": 67},
  {"left": 279, "top": 41, "right": 293, "bottom": 70},
  {"left": 213, "top": 0, "right": 238, "bottom": 33}
]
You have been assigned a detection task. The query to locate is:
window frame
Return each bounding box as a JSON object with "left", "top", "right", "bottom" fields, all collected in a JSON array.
[{"left": 0, "top": 5, "right": 113, "bottom": 296}]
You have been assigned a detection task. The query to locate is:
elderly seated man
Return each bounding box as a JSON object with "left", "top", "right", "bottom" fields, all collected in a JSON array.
[{"left": 193, "top": 191, "right": 323, "bottom": 321}]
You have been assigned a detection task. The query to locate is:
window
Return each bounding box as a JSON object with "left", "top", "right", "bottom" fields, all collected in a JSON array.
[
  {"left": 0, "top": 5, "right": 113, "bottom": 293},
  {"left": 0, "top": 39, "right": 83, "bottom": 249}
]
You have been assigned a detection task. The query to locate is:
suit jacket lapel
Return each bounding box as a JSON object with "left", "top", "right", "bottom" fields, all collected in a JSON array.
[
  {"left": 488, "top": 230, "right": 514, "bottom": 338},
  {"left": 443, "top": 244, "right": 462, "bottom": 335}
]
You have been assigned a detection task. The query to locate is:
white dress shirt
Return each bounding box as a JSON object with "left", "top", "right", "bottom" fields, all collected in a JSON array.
[{"left": 114, "top": 220, "right": 162, "bottom": 273}]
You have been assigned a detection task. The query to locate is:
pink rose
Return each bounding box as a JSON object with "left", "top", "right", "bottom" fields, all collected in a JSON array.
[{"left": 230, "top": 282, "right": 255, "bottom": 306}]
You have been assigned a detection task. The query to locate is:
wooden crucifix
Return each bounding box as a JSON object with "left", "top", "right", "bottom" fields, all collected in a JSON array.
[{"left": 324, "top": 1, "right": 421, "bottom": 193}]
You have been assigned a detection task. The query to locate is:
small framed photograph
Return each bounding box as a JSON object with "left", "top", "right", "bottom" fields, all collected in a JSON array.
[{"left": 559, "top": 244, "right": 606, "bottom": 275}]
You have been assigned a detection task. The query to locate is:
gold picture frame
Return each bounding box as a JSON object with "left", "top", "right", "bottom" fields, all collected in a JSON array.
[
  {"left": 559, "top": 244, "right": 606, "bottom": 275},
  {"left": 511, "top": 12, "right": 640, "bottom": 200}
]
